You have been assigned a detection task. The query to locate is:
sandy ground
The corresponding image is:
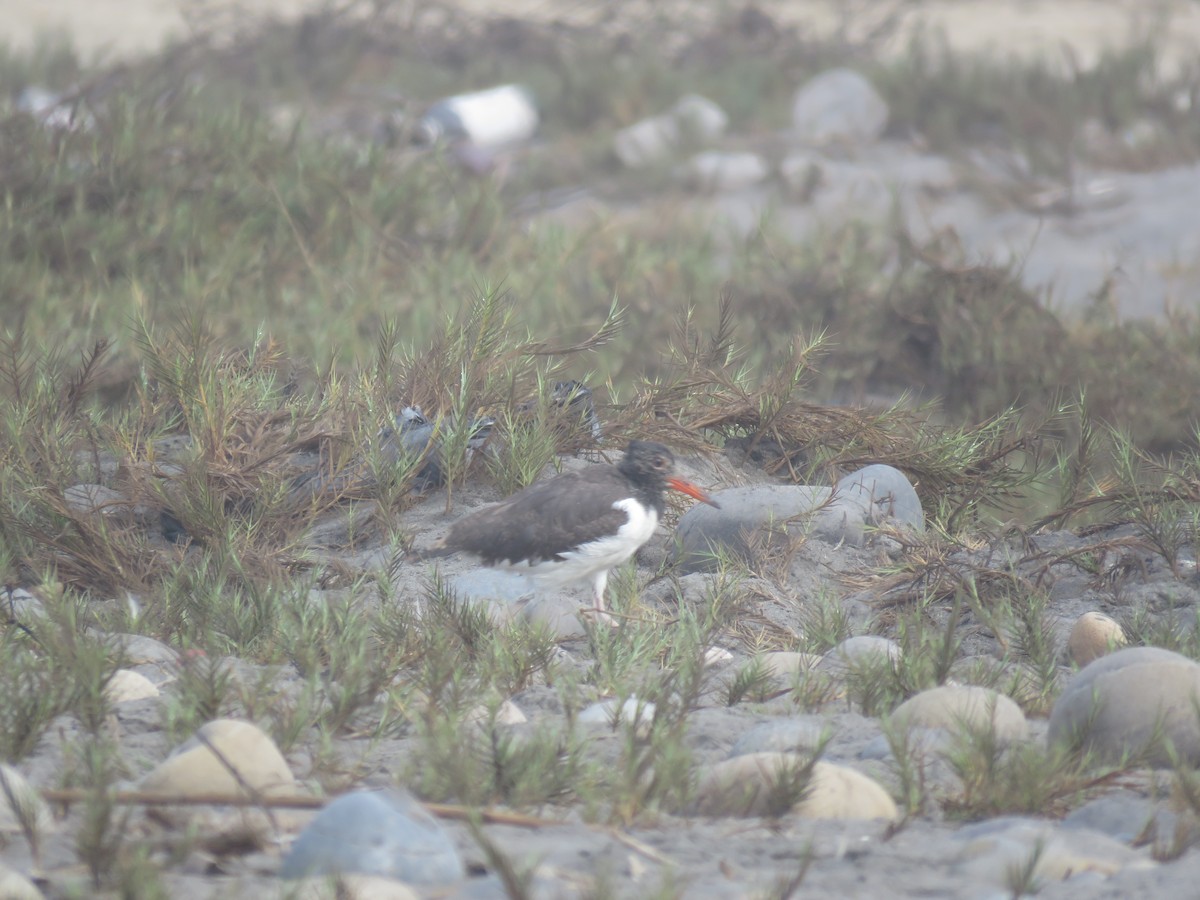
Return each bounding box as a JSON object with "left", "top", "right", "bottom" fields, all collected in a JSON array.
[{"left": 4, "top": 0, "right": 1200, "bottom": 70}]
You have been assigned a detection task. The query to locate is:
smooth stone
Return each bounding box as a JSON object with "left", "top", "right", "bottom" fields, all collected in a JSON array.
[
  {"left": 673, "top": 485, "right": 852, "bottom": 573},
  {"left": 612, "top": 95, "right": 727, "bottom": 168},
  {"left": 0, "top": 863, "right": 41, "bottom": 900},
  {"left": 779, "top": 152, "right": 822, "bottom": 195},
  {"left": 1068, "top": 612, "right": 1127, "bottom": 667},
  {"left": 1063, "top": 792, "right": 1177, "bottom": 845},
  {"left": 0, "top": 765, "right": 53, "bottom": 835},
  {"left": 109, "top": 633, "right": 180, "bottom": 666},
  {"left": 690, "top": 753, "right": 896, "bottom": 820},
  {"left": 141, "top": 719, "right": 295, "bottom": 797},
  {"left": 519, "top": 595, "right": 587, "bottom": 640},
  {"left": 579, "top": 697, "right": 655, "bottom": 731},
  {"left": 791, "top": 68, "right": 889, "bottom": 145},
  {"left": 105, "top": 669, "right": 161, "bottom": 704},
  {"left": 728, "top": 717, "right": 828, "bottom": 758},
  {"left": 834, "top": 465, "right": 925, "bottom": 532},
  {"left": 953, "top": 819, "right": 1155, "bottom": 885},
  {"left": 891, "top": 685, "right": 1029, "bottom": 744},
  {"left": 613, "top": 115, "right": 679, "bottom": 168},
  {"left": 799, "top": 761, "right": 898, "bottom": 821},
  {"left": 448, "top": 569, "right": 533, "bottom": 606},
  {"left": 675, "top": 467, "right": 922, "bottom": 573},
  {"left": 818, "top": 636, "right": 902, "bottom": 677},
  {"left": 464, "top": 700, "right": 527, "bottom": 726},
  {"left": 280, "top": 789, "right": 464, "bottom": 885},
  {"left": 703, "top": 647, "right": 734, "bottom": 666},
  {"left": 1048, "top": 647, "right": 1200, "bottom": 766},
  {"left": 757, "top": 651, "right": 822, "bottom": 680},
  {"left": 684, "top": 152, "right": 769, "bottom": 192},
  {"left": 1, "top": 588, "right": 44, "bottom": 620},
  {"left": 285, "top": 874, "right": 420, "bottom": 899},
  {"left": 671, "top": 94, "right": 729, "bottom": 142}
]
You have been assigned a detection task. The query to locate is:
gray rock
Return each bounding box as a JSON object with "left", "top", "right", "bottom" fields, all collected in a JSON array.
[
  {"left": 281, "top": 789, "right": 464, "bottom": 885},
  {"left": 613, "top": 94, "right": 728, "bottom": 168},
  {"left": 819, "top": 636, "right": 902, "bottom": 677},
  {"left": 756, "top": 651, "right": 821, "bottom": 681},
  {"left": 518, "top": 594, "right": 587, "bottom": 639},
  {"left": 674, "top": 466, "right": 922, "bottom": 573},
  {"left": 1, "top": 588, "right": 44, "bottom": 621},
  {"left": 107, "top": 632, "right": 180, "bottom": 666},
  {"left": 792, "top": 68, "right": 889, "bottom": 145},
  {"left": 684, "top": 152, "right": 770, "bottom": 192},
  {"left": 673, "top": 485, "right": 850, "bottom": 573},
  {"left": 671, "top": 95, "right": 729, "bottom": 143},
  {"left": 953, "top": 818, "right": 1155, "bottom": 886},
  {"left": 448, "top": 569, "right": 534, "bottom": 606},
  {"left": 835, "top": 465, "right": 925, "bottom": 532},
  {"left": 1063, "top": 792, "right": 1177, "bottom": 845},
  {"left": 1048, "top": 647, "right": 1200, "bottom": 766},
  {"left": 728, "top": 717, "right": 828, "bottom": 758},
  {"left": 579, "top": 696, "right": 655, "bottom": 732}
]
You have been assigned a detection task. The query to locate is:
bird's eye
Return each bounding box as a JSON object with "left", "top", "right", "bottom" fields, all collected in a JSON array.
[{"left": 654, "top": 455, "right": 667, "bottom": 469}]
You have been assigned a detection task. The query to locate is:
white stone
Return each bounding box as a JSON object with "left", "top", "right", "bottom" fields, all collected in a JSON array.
[
  {"left": 792, "top": 68, "right": 889, "bottom": 145},
  {"left": 105, "top": 669, "right": 160, "bottom": 704},
  {"left": 892, "top": 685, "right": 1028, "bottom": 744},
  {"left": 684, "top": 152, "right": 770, "bottom": 192},
  {"left": 141, "top": 719, "right": 295, "bottom": 798}
]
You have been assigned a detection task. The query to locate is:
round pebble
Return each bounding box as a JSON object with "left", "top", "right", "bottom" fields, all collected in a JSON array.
[
  {"left": 891, "top": 685, "right": 1028, "bottom": 744},
  {"left": 674, "top": 485, "right": 851, "bottom": 573},
  {"left": 141, "top": 719, "right": 296, "bottom": 798},
  {"left": 758, "top": 651, "right": 822, "bottom": 680},
  {"left": 1048, "top": 647, "right": 1200, "bottom": 766},
  {"left": 0, "top": 765, "right": 52, "bottom": 836},
  {"left": 690, "top": 752, "right": 896, "bottom": 820},
  {"left": 0, "top": 863, "right": 41, "bottom": 900},
  {"left": 818, "top": 636, "right": 902, "bottom": 676},
  {"left": 1068, "top": 612, "right": 1127, "bottom": 667},
  {"left": 792, "top": 68, "right": 889, "bottom": 145},
  {"left": 579, "top": 697, "right": 655, "bottom": 733},
  {"left": 105, "top": 669, "right": 160, "bottom": 704},
  {"left": 281, "top": 789, "right": 464, "bottom": 885},
  {"left": 953, "top": 818, "right": 1155, "bottom": 885},
  {"left": 834, "top": 465, "right": 925, "bottom": 532},
  {"left": 684, "top": 151, "right": 770, "bottom": 192}
]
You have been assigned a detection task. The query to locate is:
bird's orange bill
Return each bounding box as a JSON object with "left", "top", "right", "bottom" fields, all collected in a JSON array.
[{"left": 667, "top": 476, "right": 721, "bottom": 509}]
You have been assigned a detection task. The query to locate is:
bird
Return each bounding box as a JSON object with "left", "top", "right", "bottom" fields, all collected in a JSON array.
[{"left": 423, "top": 440, "right": 719, "bottom": 614}]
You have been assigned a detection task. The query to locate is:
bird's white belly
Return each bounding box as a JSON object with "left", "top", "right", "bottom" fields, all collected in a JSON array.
[{"left": 520, "top": 498, "right": 658, "bottom": 588}]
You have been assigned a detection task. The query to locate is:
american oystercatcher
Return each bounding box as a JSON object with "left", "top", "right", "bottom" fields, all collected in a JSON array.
[{"left": 425, "top": 440, "right": 719, "bottom": 613}]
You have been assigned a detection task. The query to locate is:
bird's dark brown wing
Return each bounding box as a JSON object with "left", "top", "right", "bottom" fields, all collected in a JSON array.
[{"left": 438, "top": 468, "right": 633, "bottom": 564}]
